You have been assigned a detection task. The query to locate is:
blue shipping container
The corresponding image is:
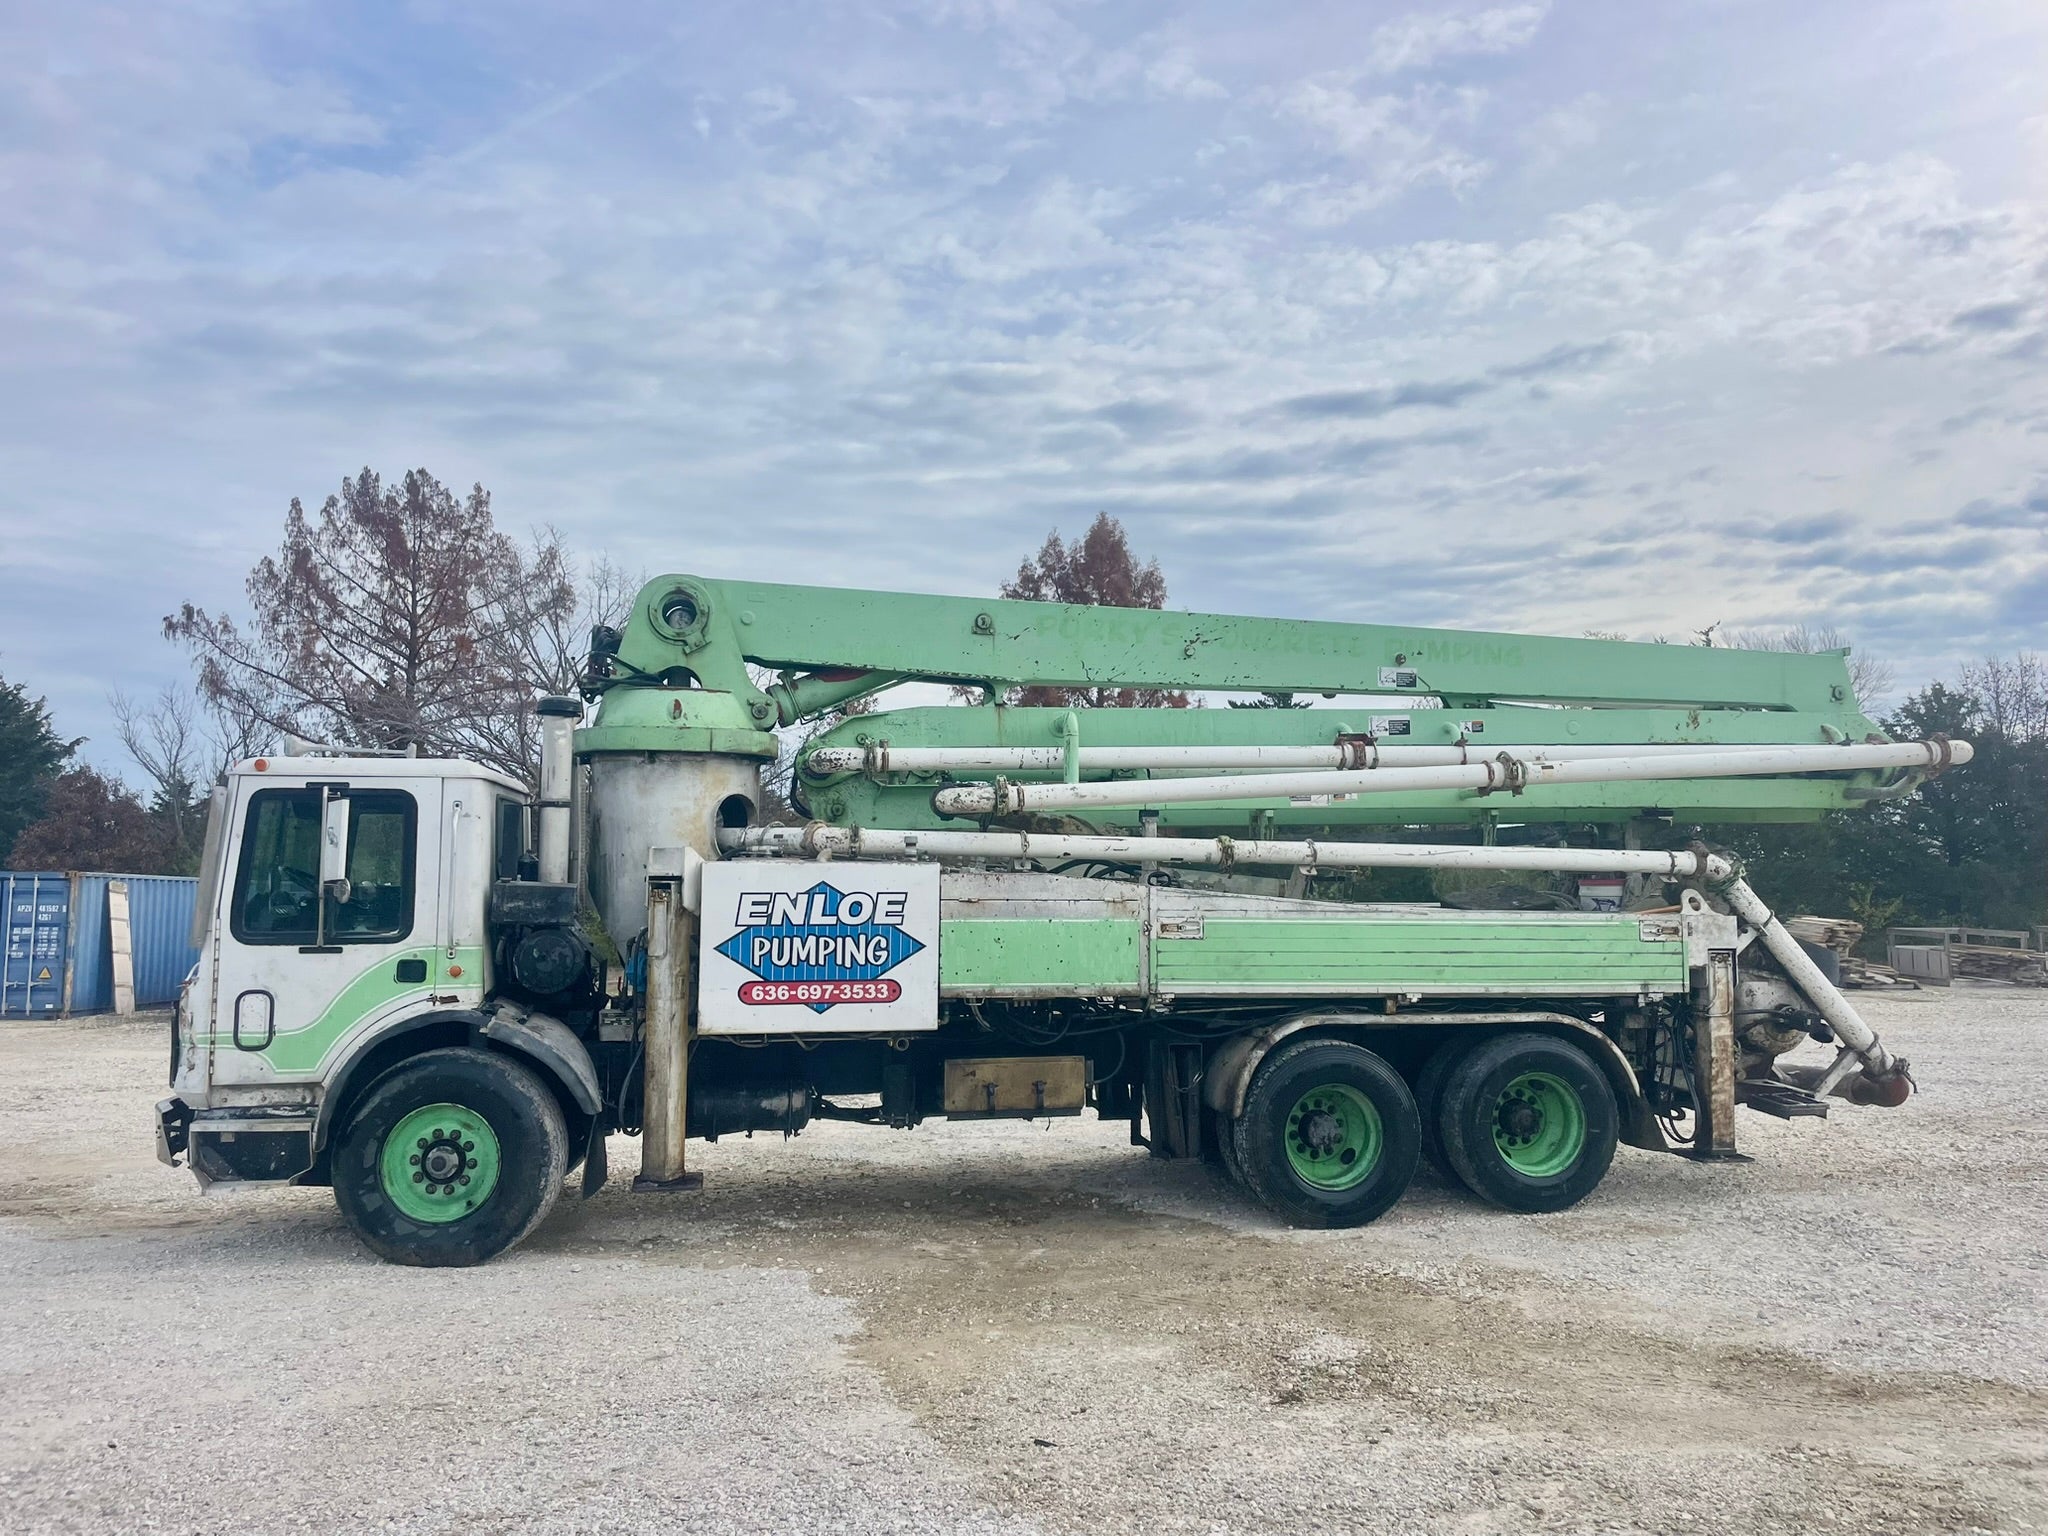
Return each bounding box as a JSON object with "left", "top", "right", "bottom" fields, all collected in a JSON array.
[
  {"left": 2, "top": 873, "right": 71, "bottom": 1018},
  {"left": 67, "top": 874, "right": 202, "bottom": 1013}
]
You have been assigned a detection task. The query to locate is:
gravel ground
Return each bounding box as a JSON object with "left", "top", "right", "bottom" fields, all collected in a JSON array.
[{"left": 2, "top": 987, "right": 2045, "bottom": 1535}]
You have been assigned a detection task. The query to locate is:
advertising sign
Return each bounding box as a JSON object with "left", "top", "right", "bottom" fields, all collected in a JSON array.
[{"left": 698, "top": 861, "right": 941, "bottom": 1035}]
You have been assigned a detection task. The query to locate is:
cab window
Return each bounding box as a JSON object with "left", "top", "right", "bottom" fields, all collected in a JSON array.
[
  {"left": 494, "top": 796, "right": 528, "bottom": 882},
  {"left": 231, "top": 788, "right": 417, "bottom": 945}
]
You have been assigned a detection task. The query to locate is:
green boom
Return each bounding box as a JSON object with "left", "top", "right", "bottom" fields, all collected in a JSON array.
[{"left": 587, "top": 574, "right": 1891, "bottom": 829}]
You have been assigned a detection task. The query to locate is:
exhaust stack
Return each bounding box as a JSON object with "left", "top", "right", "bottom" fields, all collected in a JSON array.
[{"left": 535, "top": 696, "right": 582, "bottom": 887}]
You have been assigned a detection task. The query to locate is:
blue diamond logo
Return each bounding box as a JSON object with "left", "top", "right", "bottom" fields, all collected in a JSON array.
[{"left": 715, "top": 881, "right": 925, "bottom": 1012}]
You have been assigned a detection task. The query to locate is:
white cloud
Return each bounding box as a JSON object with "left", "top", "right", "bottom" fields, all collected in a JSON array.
[
  {"left": 1267, "top": 80, "right": 1493, "bottom": 218},
  {"left": 1522, "top": 93, "right": 1603, "bottom": 171},
  {"left": 3, "top": 0, "right": 2047, "bottom": 772},
  {"left": 1142, "top": 50, "right": 1228, "bottom": 102},
  {"left": 1362, "top": 4, "right": 1551, "bottom": 77}
]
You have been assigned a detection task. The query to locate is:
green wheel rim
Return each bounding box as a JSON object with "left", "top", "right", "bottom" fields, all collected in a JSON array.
[
  {"left": 1283, "top": 1083, "right": 1383, "bottom": 1190},
  {"left": 1491, "top": 1072, "right": 1586, "bottom": 1178},
  {"left": 381, "top": 1103, "right": 501, "bottom": 1224}
]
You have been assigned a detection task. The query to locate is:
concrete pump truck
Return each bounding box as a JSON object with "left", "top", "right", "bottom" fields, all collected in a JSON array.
[{"left": 156, "top": 575, "right": 1966, "bottom": 1265}]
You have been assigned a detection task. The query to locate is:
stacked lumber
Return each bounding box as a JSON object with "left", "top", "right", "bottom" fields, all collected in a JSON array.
[
  {"left": 1786, "top": 915, "right": 1864, "bottom": 954},
  {"left": 1950, "top": 944, "right": 2048, "bottom": 986},
  {"left": 1787, "top": 913, "right": 1920, "bottom": 989},
  {"left": 1841, "top": 955, "right": 1919, "bottom": 990}
]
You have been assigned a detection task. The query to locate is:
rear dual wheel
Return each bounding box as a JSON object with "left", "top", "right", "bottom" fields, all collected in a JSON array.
[
  {"left": 1229, "top": 1032, "right": 1619, "bottom": 1226},
  {"left": 1412, "top": 1038, "right": 1463, "bottom": 1181},
  {"left": 1436, "top": 1033, "right": 1618, "bottom": 1214},
  {"left": 1211, "top": 1110, "right": 1250, "bottom": 1191},
  {"left": 1234, "top": 1039, "right": 1421, "bottom": 1228}
]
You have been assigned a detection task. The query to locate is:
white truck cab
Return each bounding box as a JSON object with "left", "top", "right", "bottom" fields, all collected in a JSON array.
[{"left": 161, "top": 755, "right": 571, "bottom": 1188}]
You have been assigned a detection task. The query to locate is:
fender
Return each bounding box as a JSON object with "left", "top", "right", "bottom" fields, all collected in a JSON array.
[
  {"left": 1203, "top": 1010, "right": 1664, "bottom": 1153},
  {"left": 476, "top": 1001, "right": 602, "bottom": 1118},
  {"left": 311, "top": 1002, "right": 601, "bottom": 1157}
]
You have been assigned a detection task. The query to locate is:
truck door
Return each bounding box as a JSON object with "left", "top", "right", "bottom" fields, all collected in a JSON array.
[{"left": 206, "top": 775, "right": 447, "bottom": 1090}]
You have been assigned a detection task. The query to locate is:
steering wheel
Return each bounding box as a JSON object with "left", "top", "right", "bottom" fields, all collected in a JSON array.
[{"left": 267, "top": 868, "right": 317, "bottom": 919}]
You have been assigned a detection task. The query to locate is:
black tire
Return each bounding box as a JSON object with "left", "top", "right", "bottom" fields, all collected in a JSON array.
[
  {"left": 1233, "top": 1039, "right": 1420, "bottom": 1229},
  {"left": 333, "top": 1047, "right": 568, "bottom": 1267},
  {"left": 1411, "top": 1036, "right": 1469, "bottom": 1185},
  {"left": 1440, "top": 1033, "right": 1617, "bottom": 1214},
  {"left": 1214, "top": 1110, "right": 1249, "bottom": 1191}
]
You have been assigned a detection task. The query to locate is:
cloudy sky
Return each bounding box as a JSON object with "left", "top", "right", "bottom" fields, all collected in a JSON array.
[{"left": 4, "top": 0, "right": 2045, "bottom": 774}]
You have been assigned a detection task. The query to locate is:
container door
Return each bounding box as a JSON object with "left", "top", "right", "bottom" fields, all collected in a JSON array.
[
  {"left": 1, "top": 875, "right": 69, "bottom": 1018},
  {"left": 122, "top": 875, "right": 204, "bottom": 1008},
  {"left": 206, "top": 777, "right": 446, "bottom": 1087}
]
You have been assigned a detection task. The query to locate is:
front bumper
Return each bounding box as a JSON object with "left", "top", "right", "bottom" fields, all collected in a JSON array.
[{"left": 155, "top": 1097, "right": 193, "bottom": 1167}]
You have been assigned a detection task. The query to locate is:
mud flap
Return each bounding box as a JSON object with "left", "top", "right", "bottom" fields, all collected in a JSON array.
[
  {"left": 1143, "top": 1040, "right": 1205, "bottom": 1160},
  {"left": 580, "top": 1115, "right": 609, "bottom": 1198}
]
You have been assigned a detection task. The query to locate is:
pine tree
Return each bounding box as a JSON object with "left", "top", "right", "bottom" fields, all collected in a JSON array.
[{"left": 0, "top": 672, "right": 78, "bottom": 866}]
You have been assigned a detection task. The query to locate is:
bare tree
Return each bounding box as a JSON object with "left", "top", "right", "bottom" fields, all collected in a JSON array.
[
  {"left": 470, "top": 539, "right": 645, "bottom": 777},
  {"left": 1957, "top": 652, "right": 2048, "bottom": 741},
  {"left": 110, "top": 686, "right": 207, "bottom": 866},
  {"left": 163, "top": 468, "right": 606, "bottom": 787},
  {"left": 999, "top": 513, "right": 1190, "bottom": 708},
  {"left": 1720, "top": 624, "right": 1895, "bottom": 707},
  {"left": 111, "top": 683, "right": 272, "bottom": 866},
  {"left": 112, "top": 686, "right": 202, "bottom": 792}
]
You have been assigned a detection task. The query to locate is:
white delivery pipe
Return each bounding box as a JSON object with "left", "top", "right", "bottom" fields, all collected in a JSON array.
[
  {"left": 536, "top": 696, "right": 582, "bottom": 886},
  {"left": 806, "top": 740, "right": 1841, "bottom": 777},
  {"left": 1720, "top": 876, "right": 1906, "bottom": 1092},
  {"left": 930, "top": 739, "right": 1969, "bottom": 817},
  {"left": 717, "top": 823, "right": 1909, "bottom": 1098},
  {"left": 719, "top": 822, "right": 1730, "bottom": 879}
]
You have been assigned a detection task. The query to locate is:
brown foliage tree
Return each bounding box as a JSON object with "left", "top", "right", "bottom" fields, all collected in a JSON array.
[
  {"left": 999, "top": 513, "right": 1189, "bottom": 708},
  {"left": 10, "top": 768, "right": 181, "bottom": 874},
  {"left": 163, "top": 468, "right": 592, "bottom": 786}
]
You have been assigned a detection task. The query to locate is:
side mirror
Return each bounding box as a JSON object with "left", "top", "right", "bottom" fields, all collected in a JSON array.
[{"left": 319, "top": 793, "right": 352, "bottom": 897}]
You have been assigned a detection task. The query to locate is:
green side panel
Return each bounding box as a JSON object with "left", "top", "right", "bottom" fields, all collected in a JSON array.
[
  {"left": 940, "top": 919, "right": 1143, "bottom": 993},
  {"left": 1152, "top": 917, "right": 1685, "bottom": 995},
  {"left": 194, "top": 945, "right": 488, "bottom": 1075}
]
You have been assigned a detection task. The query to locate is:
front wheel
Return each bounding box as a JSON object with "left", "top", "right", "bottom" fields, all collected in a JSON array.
[
  {"left": 1439, "top": 1033, "right": 1618, "bottom": 1214},
  {"left": 333, "top": 1047, "right": 568, "bottom": 1266},
  {"left": 1234, "top": 1039, "right": 1420, "bottom": 1228}
]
